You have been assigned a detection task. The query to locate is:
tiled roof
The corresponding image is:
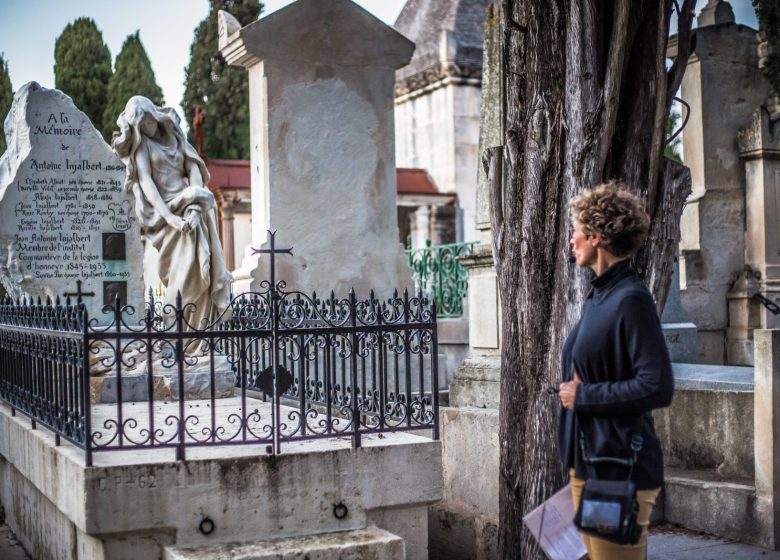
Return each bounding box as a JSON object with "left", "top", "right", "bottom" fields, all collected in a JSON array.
[
  {"left": 207, "top": 161, "right": 446, "bottom": 198},
  {"left": 397, "top": 167, "right": 439, "bottom": 194},
  {"left": 207, "top": 159, "right": 251, "bottom": 189}
]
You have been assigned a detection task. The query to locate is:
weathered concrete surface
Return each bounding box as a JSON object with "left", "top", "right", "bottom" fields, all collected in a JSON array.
[
  {"left": 654, "top": 385, "right": 753, "bottom": 478},
  {"left": 663, "top": 470, "right": 759, "bottom": 545},
  {"left": 0, "top": 524, "right": 30, "bottom": 560},
  {"left": 0, "top": 400, "right": 442, "bottom": 560},
  {"left": 164, "top": 527, "right": 405, "bottom": 560},
  {"left": 449, "top": 356, "right": 500, "bottom": 410},
  {"left": 428, "top": 407, "right": 498, "bottom": 560}
]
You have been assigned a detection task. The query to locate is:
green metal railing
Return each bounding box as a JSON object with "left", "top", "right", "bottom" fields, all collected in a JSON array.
[{"left": 406, "top": 240, "right": 477, "bottom": 318}]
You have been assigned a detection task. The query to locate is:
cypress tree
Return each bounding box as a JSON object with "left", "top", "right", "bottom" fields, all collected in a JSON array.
[
  {"left": 182, "top": 0, "right": 262, "bottom": 160},
  {"left": 54, "top": 17, "right": 112, "bottom": 130},
  {"left": 755, "top": 0, "right": 780, "bottom": 93},
  {"left": 102, "top": 32, "right": 164, "bottom": 141},
  {"left": 0, "top": 54, "right": 12, "bottom": 155}
]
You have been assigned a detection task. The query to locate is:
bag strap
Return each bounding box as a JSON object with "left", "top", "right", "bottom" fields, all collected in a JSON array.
[{"left": 577, "top": 416, "right": 643, "bottom": 481}]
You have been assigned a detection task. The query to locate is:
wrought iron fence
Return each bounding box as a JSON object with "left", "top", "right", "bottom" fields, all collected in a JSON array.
[
  {"left": 0, "top": 237, "right": 439, "bottom": 465},
  {"left": 406, "top": 240, "right": 477, "bottom": 318}
]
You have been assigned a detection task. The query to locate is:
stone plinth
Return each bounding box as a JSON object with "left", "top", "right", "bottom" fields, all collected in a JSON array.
[
  {"left": 0, "top": 399, "right": 442, "bottom": 560},
  {"left": 219, "top": 0, "right": 414, "bottom": 299},
  {"left": 0, "top": 83, "right": 144, "bottom": 322}
]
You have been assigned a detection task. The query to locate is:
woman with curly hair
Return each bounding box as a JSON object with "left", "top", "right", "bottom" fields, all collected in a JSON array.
[
  {"left": 558, "top": 182, "right": 674, "bottom": 559},
  {"left": 112, "top": 96, "right": 231, "bottom": 331}
]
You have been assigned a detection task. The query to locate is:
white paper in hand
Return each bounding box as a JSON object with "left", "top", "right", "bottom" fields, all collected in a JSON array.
[{"left": 522, "top": 484, "right": 587, "bottom": 560}]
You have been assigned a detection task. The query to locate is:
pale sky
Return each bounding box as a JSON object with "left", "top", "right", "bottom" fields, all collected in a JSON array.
[{"left": 0, "top": 0, "right": 406, "bottom": 126}]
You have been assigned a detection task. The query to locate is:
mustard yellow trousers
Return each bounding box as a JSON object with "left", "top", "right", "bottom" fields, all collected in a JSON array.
[{"left": 569, "top": 470, "right": 660, "bottom": 560}]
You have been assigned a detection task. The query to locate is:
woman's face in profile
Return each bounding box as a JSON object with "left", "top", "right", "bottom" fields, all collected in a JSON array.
[
  {"left": 570, "top": 221, "right": 597, "bottom": 268},
  {"left": 139, "top": 112, "right": 159, "bottom": 138}
]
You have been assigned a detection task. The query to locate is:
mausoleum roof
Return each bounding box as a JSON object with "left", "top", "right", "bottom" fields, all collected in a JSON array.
[{"left": 394, "top": 0, "right": 492, "bottom": 96}]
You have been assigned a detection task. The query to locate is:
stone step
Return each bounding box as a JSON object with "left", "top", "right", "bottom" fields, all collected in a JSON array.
[
  {"left": 663, "top": 468, "right": 760, "bottom": 546},
  {"left": 163, "top": 527, "right": 405, "bottom": 560}
]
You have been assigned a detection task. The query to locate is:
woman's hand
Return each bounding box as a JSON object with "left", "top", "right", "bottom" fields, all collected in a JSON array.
[{"left": 559, "top": 371, "right": 582, "bottom": 410}]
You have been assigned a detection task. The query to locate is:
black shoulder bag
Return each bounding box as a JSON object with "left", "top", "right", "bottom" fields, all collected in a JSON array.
[{"left": 572, "top": 425, "right": 644, "bottom": 545}]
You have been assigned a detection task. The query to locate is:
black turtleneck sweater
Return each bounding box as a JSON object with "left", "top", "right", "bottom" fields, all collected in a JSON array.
[{"left": 558, "top": 259, "right": 674, "bottom": 490}]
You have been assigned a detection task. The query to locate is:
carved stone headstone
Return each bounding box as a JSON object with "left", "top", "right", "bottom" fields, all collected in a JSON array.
[{"left": 0, "top": 82, "right": 144, "bottom": 322}]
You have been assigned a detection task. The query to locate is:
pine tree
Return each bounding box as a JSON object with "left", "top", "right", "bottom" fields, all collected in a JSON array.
[
  {"left": 102, "top": 32, "right": 164, "bottom": 141},
  {"left": 54, "top": 18, "right": 113, "bottom": 130},
  {"left": 182, "top": 0, "right": 262, "bottom": 160},
  {"left": 755, "top": 0, "right": 780, "bottom": 93},
  {"left": 0, "top": 54, "right": 12, "bottom": 155}
]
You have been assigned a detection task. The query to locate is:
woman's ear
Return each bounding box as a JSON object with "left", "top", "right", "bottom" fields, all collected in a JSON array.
[{"left": 590, "top": 232, "right": 602, "bottom": 248}]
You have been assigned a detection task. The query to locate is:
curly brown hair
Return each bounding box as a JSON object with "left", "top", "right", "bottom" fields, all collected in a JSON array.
[{"left": 568, "top": 182, "right": 650, "bottom": 258}]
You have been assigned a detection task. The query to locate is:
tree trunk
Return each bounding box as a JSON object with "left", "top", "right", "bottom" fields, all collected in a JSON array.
[{"left": 489, "top": 1, "right": 696, "bottom": 557}]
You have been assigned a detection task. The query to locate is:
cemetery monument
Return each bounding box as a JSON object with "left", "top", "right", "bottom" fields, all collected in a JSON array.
[
  {"left": 0, "top": 82, "right": 144, "bottom": 319},
  {"left": 218, "top": 0, "right": 415, "bottom": 297}
]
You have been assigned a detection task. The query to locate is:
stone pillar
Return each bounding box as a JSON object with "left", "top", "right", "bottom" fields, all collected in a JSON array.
[
  {"left": 410, "top": 205, "right": 431, "bottom": 249},
  {"left": 726, "top": 267, "right": 763, "bottom": 365},
  {"left": 431, "top": 205, "right": 456, "bottom": 246},
  {"left": 675, "top": 4, "right": 769, "bottom": 363},
  {"left": 753, "top": 329, "right": 780, "bottom": 549},
  {"left": 739, "top": 107, "right": 780, "bottom": 335},
  {"left": 449, "top": 244, "right": 500, "bottom": 408},
  {"left": 220, "top": 195, "right": 236, "bottom": 272},
  {"left": 219, "top": 1, "right": 414, "bottom": 298}
]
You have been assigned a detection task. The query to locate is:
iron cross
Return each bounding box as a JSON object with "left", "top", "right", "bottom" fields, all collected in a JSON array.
[
  {"left": 252, "top": 230, "right": 293, "bottom": 288},
  {"left": 63, "top": 280, "right": 96, "bottom": 304}
]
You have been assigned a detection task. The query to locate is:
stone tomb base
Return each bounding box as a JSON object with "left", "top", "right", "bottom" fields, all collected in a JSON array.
[
  {"left": 90, "top": 371, "right": 236, "bottom": 404},
  {"left": 0, "top": 399, "right": 442, "bottom": 560}
]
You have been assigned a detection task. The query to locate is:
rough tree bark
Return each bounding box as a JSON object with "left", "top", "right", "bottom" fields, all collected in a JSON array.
[{"left": 487, "top": 1, "right": 696, "bottom": 557}]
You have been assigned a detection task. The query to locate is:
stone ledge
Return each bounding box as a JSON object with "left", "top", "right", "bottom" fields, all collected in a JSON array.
[
  {"left": 663, "top": 470, "right": 771, "bottom": 548},
  {"left": 672, "top": 363, "right": 754, "bottom": 391},
  {"left": 0, "top": 401, "right": 442, "bottom": 557},
  {"left": 164, "top": 527, "right": 404, "bottom": 560}
]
